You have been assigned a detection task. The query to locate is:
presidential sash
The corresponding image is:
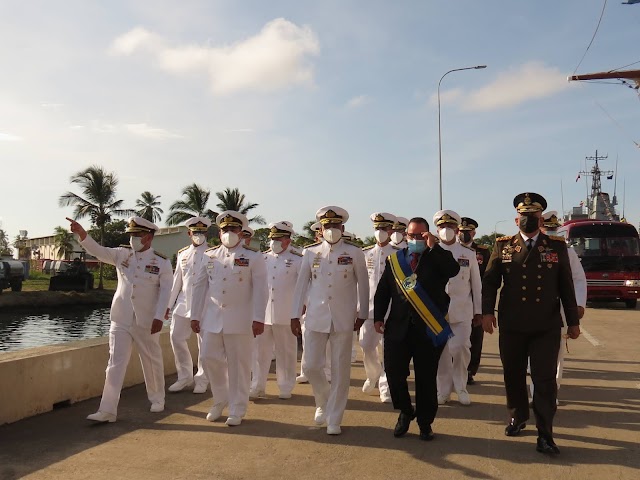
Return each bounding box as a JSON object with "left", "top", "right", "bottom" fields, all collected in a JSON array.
[{"left": 389, "top": 251, "right": 453, "bottom": 346}]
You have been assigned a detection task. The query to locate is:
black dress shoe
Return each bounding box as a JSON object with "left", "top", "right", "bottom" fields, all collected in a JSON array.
[
  {"left": 536, "top": 436, "right": 560, "bottom": 454},
  {"left": 419, "top": 427, "right": 435, "bottom": 441},
  {"left": 393, "top": 411, "right": 414, "bottom": 437},
  {"left": 467, "top": 373, "right": 476, "bottom": 385},
  {"left": 504, "top": 419, "right": 526, "bottom": 437}
]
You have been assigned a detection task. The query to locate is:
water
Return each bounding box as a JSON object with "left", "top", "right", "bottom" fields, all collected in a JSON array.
[{"left": 0, "top": 307, "right": 111, "bottom": 353}]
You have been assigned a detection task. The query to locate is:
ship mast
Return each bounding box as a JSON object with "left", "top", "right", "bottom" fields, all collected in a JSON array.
[{"left": 576, "top": 151, "right": 618, "bottom": 221}]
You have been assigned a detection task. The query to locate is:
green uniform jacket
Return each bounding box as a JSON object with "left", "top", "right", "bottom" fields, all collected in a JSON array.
[
  {"left": 471, "top": 241, "right": 490, "bottom": 278},
  {"left": 482, "top": 232, "right": 579, "bottom": 332}
]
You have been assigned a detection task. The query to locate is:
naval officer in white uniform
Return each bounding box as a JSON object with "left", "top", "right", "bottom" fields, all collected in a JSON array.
[
  {"left": 390, "top": 216, "right": 409, "bottom": 249},
  {"left": 191, "top": 211, "right": 268, "bottom": 426},
  {"left": 250, "top": 221, "right": 303, "bottom": 399},
  {"left": 166, "top": 217, "right": 211, "bottom": 394},
  {"left": 433, "top": 210, "right": 482, "bottom": 406},
  {"left": 291, "top": 206, "right": 369, "bottom": 435},
  {"left": 67, "top": 216, "right": 172, "bottom": 423}
]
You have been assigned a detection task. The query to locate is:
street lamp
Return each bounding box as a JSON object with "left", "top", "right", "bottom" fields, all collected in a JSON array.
[
  {"left": 438, "top": 65, "right": 487, "bottom": 209},
  {"left": 494, "top": 219, "right": 509, "bottom": 246}
]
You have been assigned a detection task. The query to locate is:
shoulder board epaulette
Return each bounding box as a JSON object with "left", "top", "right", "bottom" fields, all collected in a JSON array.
[
  {"left": 496, "top": 235, "right": 512, "bottom": 242},
  {"left": 362, "top": 245, "right": 375, "bottom": 251},
  {"left": 461, "top": 244, "right": 475, "bottom": 252},
  {"left": 343, "top": 240, "right": 359, "bottom": 247},
  {"left": 178, "top": 245, "right": 189, "bottom": 253},
  {"left": 155, "top": 251, "right": 167, "bottom": 260},
  {"left": 476, "top": 244, "right": 489, "bottom": 250},
  {"left": 264, "top": 248, "right": 272, "bottom": 254},
  {"left": 205, "top": 245, "right": 220, "bottom": 252},
  {"left": 548, "top": 235, "right": 566, "bottom": 242},
  {"left": 289, "top": 248, "right": 303, "bottom": 257},
  {"left": 242, "top": 244, "right": 259, "bottom": 252},
  {"left": 392, "top": 245, "right": 401, "bottom": 250},
  {"left": 119, "top": 244, "right": 131, "bottom": 248},
  {"left": 304, "top": 241, "right": 322, "bottom": 249}
]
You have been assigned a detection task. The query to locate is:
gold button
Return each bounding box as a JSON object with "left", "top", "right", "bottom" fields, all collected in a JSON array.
[
  {"left": 536, "top": 298, "right": 540, "bottom": 302},
  {"left": 538, "top": 265, "right": 542, "bottom": 268},
  {"left": 522, "top": 297, "right": 526, "bottom": 301},
  {"left": 328, "top": 296, "right": 332, "bottom": 300},
  {"left": 328, "top": 272, "right": 332, "bottom": 276},
  {"left": 522, "top": 286, "right": 526, "bottom": 290},
  {"left": 329, "top": 261, "right": 333, "bottom": 264},
  {"left": 537, "top": 275, "right": 541, "bottom": 279},
  {"left": 223, "top": 278, "right": 226, "bottom": 281},
  {"left": 537, "top": 287, "right": 541, "bottom": 291},
  {"left": 522, "top": 275, "right": 527, "bottom": 279},
  {"left": 222, "top": 304, "right": 226, "bottom": 307},
  {"left": 224, "top": 265, "right": 227, "bottom": 269},
  {"left": 222, "top": 290, "right": 225, "bottom": 294},
  {"left": 328, "top": 285, "right": 332, "bottom": 288},
  {"left": 273, "top": 266, "right": 276, "bottom": 269},
  {"left": 131, "top": 295, "right": 135, "bottom": 299}
]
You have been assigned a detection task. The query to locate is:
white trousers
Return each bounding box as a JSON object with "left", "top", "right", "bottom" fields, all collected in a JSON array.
[
  {"left": 300, "top": 320, "right": 331, "bottom": 379},
  {"left": 529, "top": 325, "right": 568, "bottom": 397},
  {"left": 359, "top": 320, "right": 390, "bottom": 397},
  {"left": 201, "top": 332, "right": 252, "bottom": 417},
  {"left": 437, "top": 320, "right": 472, "bottom": 397},
  {"left": 170, "top": 313, "right": 208, "bottom": 387},
  {"left": 303, "top": 327, "right": 352, "bottom": 427},
  {"left": 251, "top": 324, "right": 297, "bottom": 395},
  {"left": 99, "top": 321, "right": 165, "bottom": 415}
]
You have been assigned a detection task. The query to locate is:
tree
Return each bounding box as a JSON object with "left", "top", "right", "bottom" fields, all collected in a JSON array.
[
  {"left": 475, "top": 232, "right": 506, "bottom": 250},
  {"left": 89, "top": 220, "right": 128, "bottom": 248},
  {"left": 0, "top": 229, "right": 12, "bottom": 256},
  {"left": 252, "top": 228, "right": 271, "bottom": 252},
  {"left": 12, "top": 235, "right": 31, "bottom": 259},
  {"left": 53, "top": 226, "right": 75, "bottom": 260},
  {"left": 166, "top": 183, "right": 217, "bottom": 226},
  {"left": 291, "top": 220, "right": 317, "bottom": 248},
  {"left": 59, "top": 165, "right": 134, "bottom": 289},
  {"left": 362, "top": 236, "right": 376, "bottom": 247},
  {"left": 135, "top": 191, "right": 163, "bottom": 223},
  {"left": 215, "top": 187, "right": 265, "bottom": 225}
]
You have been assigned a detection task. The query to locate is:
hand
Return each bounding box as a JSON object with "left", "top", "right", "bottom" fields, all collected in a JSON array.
[
  {"left": 150, "top": 319, "right": 164, "bottom": 334},
  {"left": 252, "top": 321, "right": 265, "bottom": 337},
  {"left": 482, "top": 314, "right": 497, "bottom": 334},
  {"left": 567, "top": 325, "right": 580, "bottom": 339},
  {"left": 422, "top": 231, "right": 437, "bottom": 249},
  {"left": 291, "top": 318, "right": 302, "bottom": 337},
  {"left": 374, "top": 320, "right": 385, "bottom": 334},
  {"left": 577, "top": 306, "right": 585, "bottom": 320},
  {"left": 164, "top": 308, "right": 170, "bottom": 321},
  {"left": 354, "top": 318, "right": 365, "bottom": 331},
  {"left": 191, "top": 320, "right": 201, "bottom": 334},
  {"left": 472, "top": 314, "right": 483, "bottom": 327},
  {"left": 66, "top": 217, "right": 87, "bottom": 241}
]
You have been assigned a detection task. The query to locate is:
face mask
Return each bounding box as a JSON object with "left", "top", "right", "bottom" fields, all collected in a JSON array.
[
  {"left": 130, "top": 236, "right": 144, "bottom": 252},
  {"left": 374, "top": 230, "right": 389, "bottom": 244},
  {"left": 221, "top": 231, "right": 240, "bottom": 248},
  {"left": 323, "top": 228, "right": 342, "bottom": 244},
  {"left": 438, "top": 227, "right": 455, "bottom": 243},
  {"left": 459, "top": 231, "right": 472, "bottom": 244},
  {"left": 407, "top": 239, "right": 426, "bottom": 254},
  {"left": 518, "top": 215, "right": 539, "bottom": 234},
  {"left": 390, "top": 232, "right": 404, "bottom": 244},
  {"left": 192, "top": 234, "right": 206, "bottom": 246},
  {"left": 270, "top": 239, "right": 285, "bottom": 254}
]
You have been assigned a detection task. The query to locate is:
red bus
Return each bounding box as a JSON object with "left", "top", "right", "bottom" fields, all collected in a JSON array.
[{"left": 558, "top": 219, "right": 640, "bottom": 308}]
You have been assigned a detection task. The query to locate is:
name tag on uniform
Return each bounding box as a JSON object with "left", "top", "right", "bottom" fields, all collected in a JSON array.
[
  {"left": 145, "top": 265, "right": 160, "bottom": 274},
  {"left": 338, "top": 256, "right": 353, "bottom": 265},
  {"left": 234, "top": 258, "right": 250, "bottom": 267},
  {"left": 540, "top": 252, "right": 558, "bottom": 263},
  {"left": 458, "top": 258, "right": 470, "bottom": 267}
]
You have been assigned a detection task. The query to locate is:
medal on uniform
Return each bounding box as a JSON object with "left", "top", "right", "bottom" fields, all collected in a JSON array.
[
  {"left": 514, "top": 246, "right": 521, "bottom": 253},
  {"left": 402, "top": 273, "right": 417, "bottom": 290}
]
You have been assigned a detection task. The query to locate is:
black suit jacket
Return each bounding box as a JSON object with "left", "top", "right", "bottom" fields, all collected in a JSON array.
[{"left": 374, "top": 244, "right": 460, "bottom": 342}]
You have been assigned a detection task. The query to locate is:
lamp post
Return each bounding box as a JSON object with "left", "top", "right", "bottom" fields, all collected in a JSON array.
[
  {"left": 494, "top": 220, "right": 508, "bottom": 246},
  {"left": 438, "top": 65, "right": 487, "bottom": 209}
]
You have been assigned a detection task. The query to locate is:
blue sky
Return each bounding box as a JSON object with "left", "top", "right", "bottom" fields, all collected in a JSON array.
[{"left": 1, "top": 0, "right": 639, "bottom": 242}]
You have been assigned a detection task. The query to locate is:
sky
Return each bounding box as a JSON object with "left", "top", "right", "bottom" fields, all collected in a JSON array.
[{"left": 1, "top": 0, "right": 639, "bottom": 244}]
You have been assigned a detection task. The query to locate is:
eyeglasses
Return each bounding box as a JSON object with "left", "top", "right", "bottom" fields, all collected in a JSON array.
[{"left": 406, "top": 233, "right": 425, "bottom": 240}]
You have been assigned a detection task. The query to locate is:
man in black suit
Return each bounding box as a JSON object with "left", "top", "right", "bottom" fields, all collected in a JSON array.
[
  {"left": 482, "top": 192, "right": 580, "bottom": 455},
  {"left": 374, "top": 217, "right": 460, "bottom": 440}
]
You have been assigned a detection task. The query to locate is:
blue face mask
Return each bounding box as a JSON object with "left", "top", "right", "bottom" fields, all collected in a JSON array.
[{"left": 407, "top": 239, "right": 426, "bottom": 254}]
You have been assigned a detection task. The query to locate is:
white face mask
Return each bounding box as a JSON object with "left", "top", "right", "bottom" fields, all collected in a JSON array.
[
  {"left": 130, "top": 236, "right": 145, "bottom": 252},
  {"left": 270, "top": 239, "right": 285, "bottom": 254},
  {"left": 221, "top": 231, "right": 240, "bottom": 248},
  {"left": 192, "top": 234, "right": 206, "bottom": 246},
  {"left": 438, "top": 227, "right": 455, "bottom": 243},
  {"left": 390, "top": 231, "right": 404, "bottom": 244},
  {"left": 374, "top": 230, "right": 389, "bottom": 244},
  {"left": 322, "top": 228, "right": 342, "bottom": 244}
]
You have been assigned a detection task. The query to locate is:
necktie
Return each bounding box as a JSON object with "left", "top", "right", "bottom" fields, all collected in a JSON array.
[
  {"left": 410, "top": 253, "right": 419, "bottom": 271},
  {"left": 526, "top": 239, "right": 533, "bottom": 251}
]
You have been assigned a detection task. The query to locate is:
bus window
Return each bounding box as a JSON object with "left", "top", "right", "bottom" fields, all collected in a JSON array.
[{"left": 605, "top": 238, "right": 640, "bottom": 257}]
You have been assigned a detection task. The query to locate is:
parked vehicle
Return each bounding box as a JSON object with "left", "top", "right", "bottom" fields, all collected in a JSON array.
[
  {"left": 0, "top": 260, "right": 25, "bottom": 293},
  {"left": 48, "top": 253, "right": 94, "bottom": 293}
]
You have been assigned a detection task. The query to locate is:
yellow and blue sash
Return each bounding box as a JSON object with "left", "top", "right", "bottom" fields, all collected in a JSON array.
[{"left": 389, "top": 251, "right": 453, "bottom": 346}]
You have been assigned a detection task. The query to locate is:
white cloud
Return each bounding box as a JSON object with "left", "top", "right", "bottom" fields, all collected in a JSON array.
[
  {"left": 0, "top": 132, "right": 23, "bottom": 141},
  {"left": 40, "top": 103, "right": 64, "bottom": 108},
  {"left": 124, "top": 123, "right": 183, "bottom": 139},
  {"left": 110, "top": 18, "right": 320, "bottom": 95},
  {"left": 223, "top": 128, "right": 255, "bottom": 133},
  {"left": 346, "top": 95, "right": 371, "bottom": 109}
]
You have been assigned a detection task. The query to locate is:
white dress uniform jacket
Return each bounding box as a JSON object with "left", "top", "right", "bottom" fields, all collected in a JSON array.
[
  {"left": 363, "top": 243, "right": 398, "bottom": 320},
  {"left": 265, "top": 248, "right": 303, "bottom": 325},
  {"left": 568, "top": 248, "right": 587, "bottom": 309},
  {"left": 81, "top": 235, "right": 172, "bottom": 326},
  {"left": 292, "top": 239, "right": 369, "bottom": 332},
  {"left": 168, "top": 243, "right": 208, "bottom": 316},
  {"left": 192, "top": 244, "right": 268, "bottom": 333},
  {"left": 440, "top": 241, "right": 482, "bottom": 323}
]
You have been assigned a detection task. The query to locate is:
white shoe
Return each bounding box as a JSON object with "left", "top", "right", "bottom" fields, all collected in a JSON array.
[
  {"left": 249, "top": 388, "right": 266, "bottom": 399},
  {"left": 168, "top": 378, "right": 194, "bottom": 392},
  {"left": 225, "top": 415, "right": 242, "bottom": 426},
  {"left": 314, "top": 407, "right": 327, "bottom": 425},
  {"left": 279, "top": 392, "right": 292, "bottom": 400},
  {"left": 362, "top": 379, "right": 376, "bottom": 395},
  {"left": 193, "top": 383, "right": 208, "bottom": 394},
  {"left": 437, "top": 394, "right": 450, "bottom": 405},
  {"left": 150, "top": 402, "right": 165, "bottom": 413},
  {"left": 296, "top": 374, "right": 308, "bottom": 384},
  {"left": 380, "top": 393, "right": 392, "bottom": 404},
  {"left": 457, "top": 390, "right": 471, "bottom": 406},
  {"left": 206, "top": 402, "right": 227, "bottom": 422},
  {"left": 351, "top": 350, "right": 357, "bottom": 363},
  {"left": 327, "top": 425, "right": 341, "bottom": 435},
  {"left": 86, "top": 411, "right": 116, "bottom": 423}
]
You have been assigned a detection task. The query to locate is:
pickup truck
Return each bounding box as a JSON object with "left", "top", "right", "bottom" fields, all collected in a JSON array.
[{"left": 0, "top": 260, "right": 25, "bottom": 293}]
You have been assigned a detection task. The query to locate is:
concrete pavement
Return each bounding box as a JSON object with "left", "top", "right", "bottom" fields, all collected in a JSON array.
[{"left": 1, "top": 304, "right": 639, "bottom": 480}]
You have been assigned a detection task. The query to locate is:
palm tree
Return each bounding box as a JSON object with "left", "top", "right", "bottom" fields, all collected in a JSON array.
[
  {"left": 53, "top": 226, "right": 75, "bottom": 260},
  {"left": 0, "top": 228, "right": 11, "bottom": 256},
  {"left": 166, "top": 183, "right": 217, "bottom": 226},
  {"left": 59, "top": 165, "right": 134, "bottom": 288},
  {"left": 215, "top": 187, "right": 265, "bottom": 225},
  {"left": 135, "top": 191, "right": 163, "bottom": 223}
]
